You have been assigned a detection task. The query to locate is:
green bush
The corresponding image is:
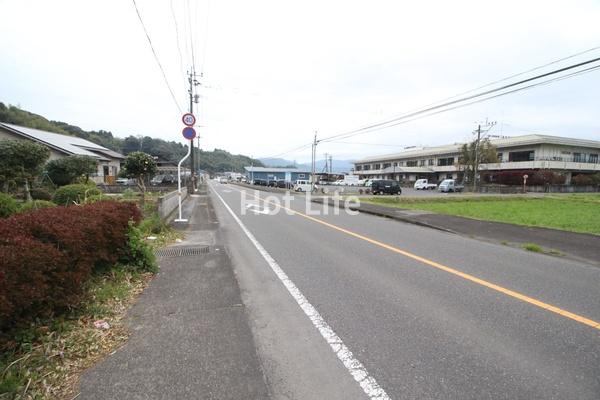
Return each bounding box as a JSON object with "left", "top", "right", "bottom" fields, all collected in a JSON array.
[
  {"left": 138, "top": 213, "right": 167, "bottom": 235},
  {"left": 18, "top": 200, "right": 57, "bottom": 213},
  {"left": 30, "top": 188, "right": 52, "bottom": 201},
  {"left": 85, "top": 194, "right": 115, "bottom": 204},
  {"left": 52, "top": 184, "right": 101, "bottom": 206},
  {"left": 0, "top": 193, "right": 19, "bottom": 218},
  {"left": 123, "top": 221, "right": 157, "bottom": 273}
]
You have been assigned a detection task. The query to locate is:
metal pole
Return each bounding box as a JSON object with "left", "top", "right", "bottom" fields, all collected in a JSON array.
[
  {"left": 175, "top": 143, "right": 192, "bottom": 222},
  {"left": 474, "top": 124, "right": 481, "bottom": 191},
  {"left": 311, "top": 132, "right": 317, "bottom": 191}
]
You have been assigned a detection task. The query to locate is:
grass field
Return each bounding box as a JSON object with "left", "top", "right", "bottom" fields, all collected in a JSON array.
[{"left": 362, "top": 194, "right": 600, "bottom": 235}]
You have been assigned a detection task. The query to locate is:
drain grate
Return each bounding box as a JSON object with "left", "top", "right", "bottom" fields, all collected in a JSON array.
[{"left": 155, "top": 246, "right": 211, "bottom": 258}]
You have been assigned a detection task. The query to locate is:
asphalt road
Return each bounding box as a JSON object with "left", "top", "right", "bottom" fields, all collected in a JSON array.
[{"left": 210, "top": 182, "right": 600, "bottom": 400}]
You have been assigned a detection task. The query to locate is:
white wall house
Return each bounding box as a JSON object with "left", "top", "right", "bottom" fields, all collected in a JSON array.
[
  {"left": 0, "top": 122, "right": 125, "bottom": 184},
  {"left": 353, "top": 134, "right": 600, "bottom": 184}
]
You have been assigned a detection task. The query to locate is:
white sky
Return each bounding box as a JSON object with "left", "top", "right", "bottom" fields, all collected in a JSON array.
[{"left": 1, "top": 0, "right": 599, "bottom": 163}]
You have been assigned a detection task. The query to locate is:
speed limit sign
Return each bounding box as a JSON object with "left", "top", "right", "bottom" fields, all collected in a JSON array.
[{"left": 182, "top": 113, "right": 196, "bottom": 127}]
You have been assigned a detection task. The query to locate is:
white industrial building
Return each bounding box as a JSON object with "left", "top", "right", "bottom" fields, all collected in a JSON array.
[{"left": 353, "top": 134, "right": 600, "bottom": 184}]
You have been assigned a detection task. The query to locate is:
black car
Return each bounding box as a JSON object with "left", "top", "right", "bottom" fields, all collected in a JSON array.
[
  {"left": 277, "top": 180, "right": 293, "bottom": 189},
  {"left": 371, "top": 180, "right": 401, "bottom": 195},
  {"left": 267, "top": 180, "right": 278, "bottom": 187}
]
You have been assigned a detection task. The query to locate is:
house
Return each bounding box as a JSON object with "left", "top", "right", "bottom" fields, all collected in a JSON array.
[
  {"left": 0, "top": 122, "right": 125, "bottom": 184},
  {"left": 244, "top": 166, "right": 312, "bottom": 182},
  {"left": 353, "top": 134, "right": 600, "bottom": 184}
]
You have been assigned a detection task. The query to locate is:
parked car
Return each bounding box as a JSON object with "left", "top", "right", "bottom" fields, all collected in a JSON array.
[
  {"left": 414, "top": 179, "right": 437, "bottom": 190},
  {"left": 276, "top": 180, "right": 293, "bottom": 189},
  {"left": 218, "top": 177, "right": 228, "bottom": 184},
  {"left": 293, "top": 180, "right": 312, "bottom": 192},
  {"left": 267, "top": 179, "right": 278, "bottom": 187},
  {"left": 438, "top": 179, "right": 464, "bottom": 193},
  {"left": 116, "top": 178, "right": 136, "bottom": 186},
  {"left": 253, "top": 179, "right": 267, "bottom": 186},
  {"left": 371, "top": 180, "right": 401, "bottom": 195},
  {"left": 150, "top": 174, "right": 175, "bottom": 185}
]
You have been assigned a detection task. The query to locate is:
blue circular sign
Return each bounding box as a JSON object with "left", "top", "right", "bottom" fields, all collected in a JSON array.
[{"left": 182, "top": 127, "right": 196, "bottom": 140}]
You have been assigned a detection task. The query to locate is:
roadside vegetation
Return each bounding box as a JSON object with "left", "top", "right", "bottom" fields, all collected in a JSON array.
[
  {"left": 0, "top": 163, "right": 180, "bottom": 398},
  {"left": 363, "top": 194, "right": 600, "bottom": 235}
]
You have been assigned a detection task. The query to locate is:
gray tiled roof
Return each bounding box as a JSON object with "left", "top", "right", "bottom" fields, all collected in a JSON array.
[{"left": 0, "top": 122, "right": 124, "bottom": 160}]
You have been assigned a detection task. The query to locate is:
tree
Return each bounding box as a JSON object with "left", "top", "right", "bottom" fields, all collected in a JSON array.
[
  {"left": 458, "top": 138, "right": 498, "bottom": 184},
  {"left": 46, "top": 155, "right": 98, "bottom": 186},
  {"left": 0, "top": 139, "right": 50, "bottom": 199},
  {"left": 121, "top": 151, "right": 157, "bottom": 205}
]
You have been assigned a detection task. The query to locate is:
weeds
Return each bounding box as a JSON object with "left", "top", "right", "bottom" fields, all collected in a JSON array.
[
  {"left": 0, "top": 267, "right": 152, "bottom": 399},
  {"left": 522, "top": 243, "right": 543, "bottom": 253}
]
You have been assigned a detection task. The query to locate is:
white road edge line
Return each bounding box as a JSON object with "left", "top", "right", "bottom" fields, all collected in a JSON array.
[{"left": 213, "top": 187, "right": 391, "bottom": 400}]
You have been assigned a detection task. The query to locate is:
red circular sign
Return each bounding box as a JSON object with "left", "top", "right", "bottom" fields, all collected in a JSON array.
[
  {"left": 182, "top": 113, "right": 196, "bottom": 127},
  {"left": 182, "top": 127, "right": 196, "bottom": 140}
]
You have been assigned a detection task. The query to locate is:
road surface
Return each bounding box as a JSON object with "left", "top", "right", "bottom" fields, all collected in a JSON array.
[{"left": 210, "top": 182, "right": 600, "bottom": 400}]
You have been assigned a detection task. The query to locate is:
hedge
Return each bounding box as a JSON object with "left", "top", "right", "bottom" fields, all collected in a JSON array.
[
  {"left": 0, "top": 193, "right": 19, "bottom": 218},
  {"left": 0, "top": 201, "right": 145, "bottom": 329},
  {"left": 18, "top": 200, "right": 56, "bottom": 214},
  {"left": 52, "top": 183, "right": 101, "bottom": 206}
]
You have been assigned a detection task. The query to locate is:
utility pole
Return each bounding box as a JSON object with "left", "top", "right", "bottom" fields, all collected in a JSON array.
[
  {"left": 188, "top": 69, "right": 200, "bottom": 181},
  {"left": 473, "top": 119, "right": 496, "bottom": 191},
  {"left": 329, "top": 155, "right": 333, "bottom": 174},
  {"left": 311, "top": 132, "right": 318, "bottom": 191},
  {"left": 474, "top": 124, "right": 481, "bottom": 190}
]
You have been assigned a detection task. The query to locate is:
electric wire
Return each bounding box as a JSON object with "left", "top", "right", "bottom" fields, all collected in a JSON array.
[
  {"left": 373, "top": 45, "right": 600, "bottom": 125},
  {"left": 131, "top": 0, "right": 182, "bottom": 114},
  {"left": 170, "top": 0, "right": 187, "bottom": 93},
  {"left": 267, "top": 57, "right": 600, "bottom": 159},
  {"left": 330, "top": 63, "right": 600, "bottom": 142},
  {"left": 319, "top": 56, "right": 600, "bottom": 143}
]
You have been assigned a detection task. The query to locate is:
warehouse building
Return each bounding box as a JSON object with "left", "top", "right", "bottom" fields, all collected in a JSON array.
[
  {"left": 353, "top": 134, "right": 600, "bottom": 184},
  {"left": 244, "top": 166, "right": 311, "bottom": 183}
]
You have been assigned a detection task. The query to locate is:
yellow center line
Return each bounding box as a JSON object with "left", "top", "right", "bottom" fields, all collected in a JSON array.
[{"left": 223, "top": 184, "right": 600, "bottom": 331}]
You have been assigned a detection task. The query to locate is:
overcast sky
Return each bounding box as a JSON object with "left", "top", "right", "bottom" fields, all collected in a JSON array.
[{"left": 1, "top": 0, "right": 599, "bottom": 163}]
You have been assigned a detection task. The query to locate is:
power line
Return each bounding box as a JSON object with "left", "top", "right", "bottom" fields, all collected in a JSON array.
[
  {"left": 261, "top": 142, "right": 313, "bottom": 159},
  {"left": 379, "top": 45, "right": 600, "bottom": 123},
  {"left": 170, "top": 0, "right": 187, "bottom": 92},
  {"left": 320, "top": 55, "right": 600, "bottom": 143},
  {"left": 326, "top": 141, "right": 407, "bottom": 147},
  {"left": 186, "top": 0, "right": 196, "bottom": 72},
  {"left": 132, "top": 0, "right": 182, "bottom": 114},
  {"left": 261, "top": 50, "right": 600, "bottom": 160},
  {"left": 330, "top": 63, "right": 600, "bottom": 142},
  {"left": 200, "top": 0, "right": 211, "bottom": 75}
]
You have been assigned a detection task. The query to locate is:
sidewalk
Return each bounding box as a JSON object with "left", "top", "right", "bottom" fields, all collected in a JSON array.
[
  {"left": 78, "top": 194, "right": 269, "bottom": 399},
  {"left": 314, "top": 198, "right": 600, "bottom": 267}
]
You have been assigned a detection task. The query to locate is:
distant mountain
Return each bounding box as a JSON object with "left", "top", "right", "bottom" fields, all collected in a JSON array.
[
  {"left": 0, "top": 102, "right": 263, "bottom": 173},
  {"left": 259, "top": 157, "right": 355, "bottom": 173}
]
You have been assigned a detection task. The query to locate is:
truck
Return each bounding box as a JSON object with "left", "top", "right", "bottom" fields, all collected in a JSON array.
[
  {"left": 438, "top": 179, "right": 464, "bottom": 193},
  {"left": 413, "top": 179, "right": 437, "bottom": 190}
]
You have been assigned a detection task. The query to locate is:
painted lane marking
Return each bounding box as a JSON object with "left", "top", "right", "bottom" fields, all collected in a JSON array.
[
  {"left": 230, "top": 185, "right": 600, "bottom": 331},
  {"left": 213, "top": 187, "right": 391, "bottom": 400}
]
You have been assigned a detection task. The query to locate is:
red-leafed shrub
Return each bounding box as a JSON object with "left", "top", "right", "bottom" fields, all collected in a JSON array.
[{"left": 0, "top": 201, "right": 142, "bottom": 329}]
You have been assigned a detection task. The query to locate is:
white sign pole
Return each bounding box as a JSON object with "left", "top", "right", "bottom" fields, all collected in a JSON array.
[{"left": 175, "top": 143, "right": 192, "bottom": 222}]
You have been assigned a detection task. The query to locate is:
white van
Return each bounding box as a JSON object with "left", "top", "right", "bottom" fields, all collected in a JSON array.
[{"left": 293, "top": 180, "right": 312, "bottom": 192}]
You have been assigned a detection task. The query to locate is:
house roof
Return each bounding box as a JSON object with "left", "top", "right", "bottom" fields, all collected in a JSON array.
[
  {"left": 355, "top": 134, "right": 600, "bottom": 163},
  {"left": 0, "top": 122, "right": 125, "bottom": 160},
  {"left": 244, "top": 166, "right": 311, "bottom": 173}
]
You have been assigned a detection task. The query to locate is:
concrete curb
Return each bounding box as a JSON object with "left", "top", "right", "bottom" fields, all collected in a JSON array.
[{"left": 310, "top": 197, "right": 457, "bottom": 234}]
